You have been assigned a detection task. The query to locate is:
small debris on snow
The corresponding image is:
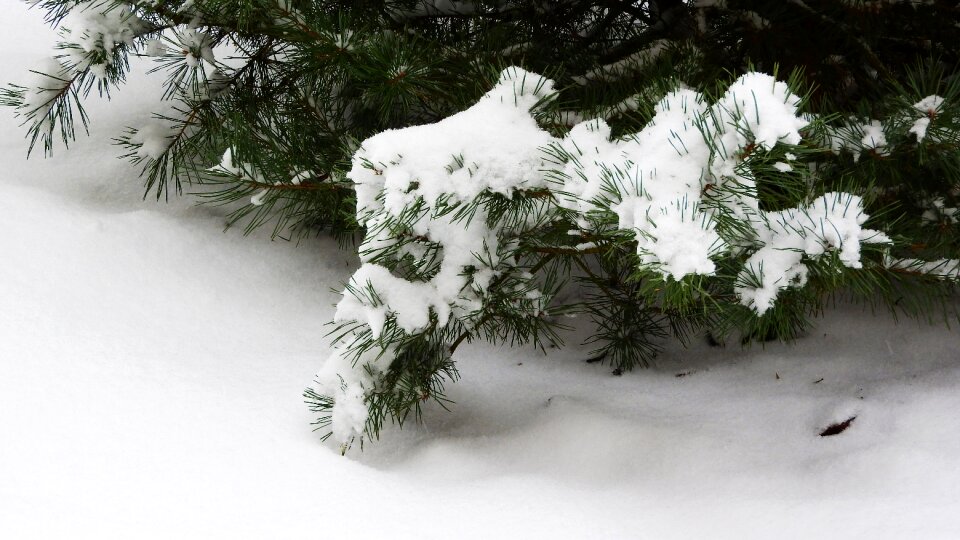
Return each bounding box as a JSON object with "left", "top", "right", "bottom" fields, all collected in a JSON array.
[{"left": 820, "top": 416, "right": 857, "bottom": 437}]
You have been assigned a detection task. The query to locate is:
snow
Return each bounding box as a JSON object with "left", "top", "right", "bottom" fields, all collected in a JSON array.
[
  {"left": 915, "top": 95, "right": 945, "bottom": 115},
  {"left": 558, "top": 91, "right": 723, "bottom": 280},
  {"left": 773, "top": 161, "right": 793, "bottom": 172},
  {"left": 860, "top": 119, "right": 888, "bottom": 151},
  {"left": 60, "top": 2, "right": 145, "bottom": 77},
  {"left": 337, "top": 262, "right": 447, "bottom": 336},
  {"left": 143, "top": 38, "right": 167, "bottom": 57},
  {"left": 887, "top": 257, "right": 960, "bottom": 280},
  {"left": 128, "top": 120, "right": 174, "bottom": 160},
  {"left": 826, "top": 117, "right": 890, "bottom": 161},
  {"left": 178, "top": 28, "right": 216, "bottom": 67},
  {"left": 17, "top": 56, "right": 69, "bottom": 124},
  {"left": 3, "top": 5, "right": 960, "bottom": 539},
  {"left": 736, "top": 192, "right": 890, "bottom": 314},
  {"left": 351, "top": 66, "right": 554, "bottom": 215},
  {"left": 911, "top": 116, "right": 932, "bottom": 141},
  {"left": 554, "top": 71, "right": 885, "bottom": 312},
  {"left": 910, "top": 95, "right": 945, "bottom": 142},
  {"left": 321, "top": 68, "right": 558, "bottom": 440}
]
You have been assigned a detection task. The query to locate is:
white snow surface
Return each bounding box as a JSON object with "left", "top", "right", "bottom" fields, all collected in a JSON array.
[{"left": 3, "top": 6, "right": 960, "bottom": 539}]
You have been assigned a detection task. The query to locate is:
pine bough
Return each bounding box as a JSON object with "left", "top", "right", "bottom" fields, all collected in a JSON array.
[
  {"left": 310, "top": 66, "right": 949, "bottom": 448},
  {"left": 4, "top": 1, "right": 959, "bottom": 451}
]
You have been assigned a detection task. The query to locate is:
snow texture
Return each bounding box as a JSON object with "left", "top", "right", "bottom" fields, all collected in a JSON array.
[
  {"left": 826, "top": 117, "right": 890, "bottom": 161},
  {"left": 773, "top": 161, "right": 793, "bottom": 172},
  {"left": 129, "top": 120, "right": 175, "bottom": 160},
  {"left": 887, "top": 256, "right": 960, "bottom": 279},
  {"left": 736, "top": 192, "right": 890, "bottom": 314},
  {"left": 178, "top": 28, "right": 216, "bottom": 67},
  {"left": 910, "top": 95, "right": 945, "bottom": 142},
  {"left": 60, "top": 2, "right": 145, "bottom": 77},
  {"left": 556, "top": 71, "right": 882, "bottom": 307},
  {"left": 18, "top": 57, "right": 70, "bottom": 126}
]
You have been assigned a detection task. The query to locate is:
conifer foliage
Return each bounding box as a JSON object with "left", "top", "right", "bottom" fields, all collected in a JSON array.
[{"left": 5, "top": 0, "right": 960, "bottom": 450}]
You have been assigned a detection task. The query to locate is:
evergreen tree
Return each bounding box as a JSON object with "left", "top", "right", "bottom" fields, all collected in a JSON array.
[{"left": 5, "top": 0, "right": 959, "bottom": 451}]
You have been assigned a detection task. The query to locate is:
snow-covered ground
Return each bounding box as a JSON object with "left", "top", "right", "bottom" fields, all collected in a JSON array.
[{"left": 2, "top": 5, "right": 960, "bottom": 539}]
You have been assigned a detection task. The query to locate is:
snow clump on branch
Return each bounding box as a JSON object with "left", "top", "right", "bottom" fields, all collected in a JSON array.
[
  {"left": 312, "top": 67, "right": 891, "bottom": 443},
  {"left": 314, "top": 67, "right": 556, "bottom": 443},
  {"left": 60, "top": 2, "right": 146, "bottom": 77}
]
